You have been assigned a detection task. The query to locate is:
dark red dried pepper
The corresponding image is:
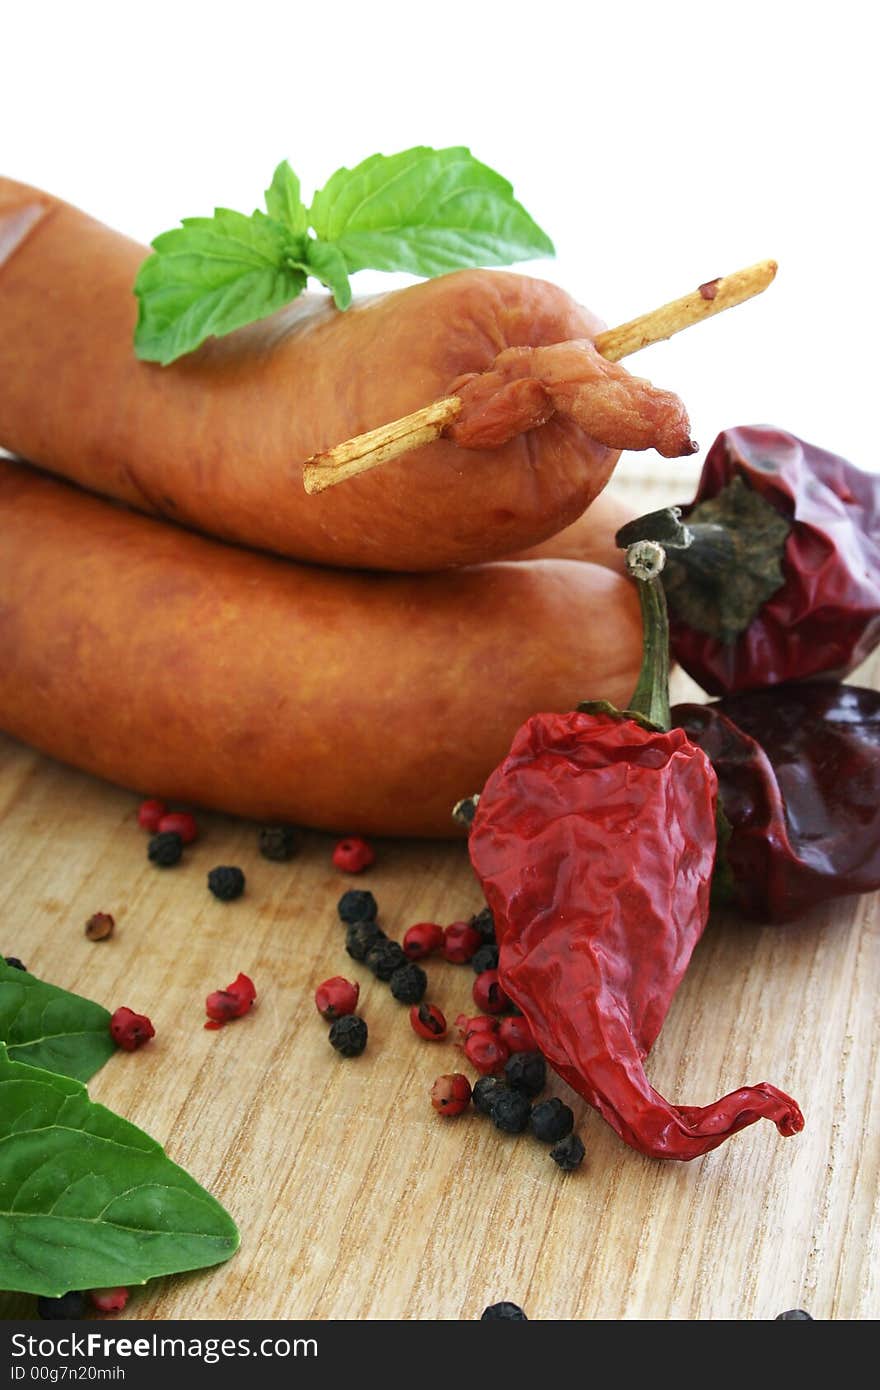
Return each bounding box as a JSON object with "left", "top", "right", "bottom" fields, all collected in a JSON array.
[
  {"left": 623, "top": 426, "right": 880, "bottom": 695},
  {"left": 469, "top": 542, "right": 803, "bottom": 1160},
  {"left": 674, "top": 684, "right": 880, "bottom": 922}
]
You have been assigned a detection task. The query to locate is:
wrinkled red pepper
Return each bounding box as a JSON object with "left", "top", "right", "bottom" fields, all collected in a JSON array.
[
  {"left": 675, "top": 684, "right": 880, "bottom": 922},
  {"left": 469, "top": 543, "right": 803, "bottom": 1160},
  {"left": 632, "top": 426, "right": 880, "bottom": 695}
]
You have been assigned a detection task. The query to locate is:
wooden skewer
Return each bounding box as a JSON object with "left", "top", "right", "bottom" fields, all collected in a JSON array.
[{"left": 302, "top": 259, "right": 777, "bottom": 494}]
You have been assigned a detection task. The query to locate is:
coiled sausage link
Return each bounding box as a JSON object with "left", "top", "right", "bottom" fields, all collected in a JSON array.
[
  {"left": 0, "top": 460, "right": 641, "bottom": 836},
  {"left": 0, "top": 176, "right": 689, "bottom": 572}
]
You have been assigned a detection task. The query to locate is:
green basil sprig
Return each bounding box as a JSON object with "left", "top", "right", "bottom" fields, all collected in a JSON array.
[
  {"left": 0, "top": 956, "right": 115, "bottom": 1082},
  {"left": 134, "top": 146, "right": 555, "bottom": 365},
  {"left": 0, "top": 1045, "right": 239, "bottom": 1297}
]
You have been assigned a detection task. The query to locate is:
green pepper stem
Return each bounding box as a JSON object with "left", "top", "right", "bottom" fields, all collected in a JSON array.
[{"left": 625, "top": 540, "right": 671, "bottom": 732}]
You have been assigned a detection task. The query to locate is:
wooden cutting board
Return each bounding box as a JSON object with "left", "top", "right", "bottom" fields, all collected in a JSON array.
[{"left": 1, "top": 472, "right": 877, "bottom": 1322}]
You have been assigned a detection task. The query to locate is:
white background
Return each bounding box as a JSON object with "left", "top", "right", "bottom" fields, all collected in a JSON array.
[{"left": 5, "top": 0, "right": 878, "bottom": 475}]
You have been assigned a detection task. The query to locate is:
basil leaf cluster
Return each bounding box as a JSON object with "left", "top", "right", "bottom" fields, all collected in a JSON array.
[{"left": 135, "top": 146, "right": 554, "bottom": 364}]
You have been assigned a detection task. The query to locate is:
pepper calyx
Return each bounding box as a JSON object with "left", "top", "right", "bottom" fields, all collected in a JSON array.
[
  {"left": 575, "top": 698, "right": 664, "bottom": 734},
  {"left": 661, "top": 476, "right": 792, "bottom": 643}
]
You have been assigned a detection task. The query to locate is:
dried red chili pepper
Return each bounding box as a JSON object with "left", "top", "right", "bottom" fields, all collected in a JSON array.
[
  {"left": 469, "top": 540, "right": 803, "bottom": 1160},
  {"left": 674, "top": 684, "right": 880, "bottom": 922},
  {"left": 620, "top": 426, "right": 880, "bottom": 695}
]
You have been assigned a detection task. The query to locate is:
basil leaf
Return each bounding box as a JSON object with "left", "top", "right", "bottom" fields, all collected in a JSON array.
[
  {"left": 134, "top": 207, "right": 306, "bottom": 365},
  {"left": 304, "top": 239, "right": 352, "bottom": 310},
  {"left": 0, "top": 1046, "right": 239, "bottom": 1297},
  {"left": 264, "top": 160, "right": 308, "bottom": 234},
  {"left": 309, "top": 146, "right": 555, "bottom": 277},
  {"left": 0, "top": 958, "right": 115, "bottom": 1083}
]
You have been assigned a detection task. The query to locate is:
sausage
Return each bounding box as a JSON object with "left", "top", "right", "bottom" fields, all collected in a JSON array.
[
  {"left": 0, "top": 459, "right": 642, "bottom": 836},
  {"left": 0, "top": 176, "right": 690, "bottom": 572},
  {"left": 507, "top": 487, "right": 636, "bottom": 571}
]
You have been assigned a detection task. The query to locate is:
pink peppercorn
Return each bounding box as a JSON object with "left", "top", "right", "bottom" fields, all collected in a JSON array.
[
  {"left": 157, "top": 810, "right": 199, "bottom": 845},
  {"left": 430, "top": 1073, "right": 472, "bottom": 1116},
  {"left": 442, "top": 921, "right": 481, "bottom": 964},
  {"left": 410, "top": 1003, "right": 448, "bottom": 1041},
  {"left": 90, "top": 1288, "right": 129, "bottom": 1314},
  {"left": 402, "top": 922, "right": 445, "bottom": 960},
  {"left": 472, "top": 968, "right": 511, "bottom": 1015},
  {"left": 499, "top": 1015, "right": 536, "bottom": 1053},
  {"left": 315, "top": 976, "right": 360, "bottom": 1021},
  {"left": 205, "top": 972, "right": 256, "bottom": 1030},
  {"left": 455, "top": 1013, "right": 499, "bottom": 1043},
  {"left": 110, "top": 1007, "right": 155, "bottom": 1052},
  {"left": 464, "top": 1031, "right": 510, "bottom": 1075},
  {"left": 332, "top": 837, "right": 375, "bottom": 873},
  {"left": 137, "top": 798, "right": 166, "bottom": 832}
]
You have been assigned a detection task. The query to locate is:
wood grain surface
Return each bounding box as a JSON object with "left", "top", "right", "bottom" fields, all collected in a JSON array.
[{"left": 1, "top": 470, "right": 877, "bottom": 1322}]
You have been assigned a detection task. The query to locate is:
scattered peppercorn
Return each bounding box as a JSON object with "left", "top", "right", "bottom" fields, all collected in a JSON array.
[
  {"left": 492, "top": 1088, "right": 531, "bottom": 1134},
  {"left": 504, "top": 1051, "right": 546, "bottom": 1098},
  {"left": 498, "top": 1015, "right": 536, "bottom": 1053},
  {"left": 775, "top": 1310, "right": 813, "bottom": 1320},
  {"left": 332, "top": 836, "right": 375, "bottom": 873},
  {"left": 4, "top": 956, "right": 26, "bottom": 971},
  {"left": 456, "top": 1013, "right": 500, "bottom": 1042},
  {"left": 329, "top": 1014, "right": 368, "bottom": 1057},
  {"left": 430, "top": 1073, "right": 472, "bottom": 1115},
  {"left": 110, "top": 1006, "right": 155, "bottom": 1052},
  {"left": 85, "top": 912, "right": 115, "bottom": 942},
  {"left": 365, "top": 938, "right": 407, "bottom": 981},
  {"left": 157, "top": 810, "right": 199, "bottom": 845},
  {"left": 481, "top": 1302, "right": 527, "bottom": 1320},
  {"left": 389, "top": 962, "right": 428, "bottom": 1004},
  {"left": 464, "top": 1031, "right": 510, "bottom": 1075},
  {"left": 148, "top": 830, "right": 183, "bottom": 867},
  {"left": 470, "top": 906, "right": 496, "bottom": 945},
  {"left": 472, "top": 1075, "right": 505, "bottom": 1116},
  {"left": 410, "top": 1002, "right": 447, "bottom": 1041},
  {"left": 315, "top": 976, "right": 360, "bottom": 1021},
  {"left": 345, "top": 919, "right": 386, "bottom": 961},
  {"left": 90, "top": 1288, "right": 129, "bottom": 1314},
  {"left": 258, "top": 823, "right": 298, "bottom": 861},
  {"left": 403, "top": 921, "right": 445, "bottom": 960},
  {"left": 529, "top": 1097, "right": 574, "bottom": 1143},
  {"left": 471, "top": 943, "right": 500, "bottom": 974},
  {"left": 337, "top": 889, "right": 378, "bottom": 924},
  {"left": 137, "top": 798, "right": 166, "bottom": 832},
  {"left": 550, "top": 1133, "right": 585, "bottom": 1171},
  {"left": 37, "top": 1291, "right": 87, "bottom": 1320},
  {"left": 207, "top": 865, "right": 245, "bottom": 901},
  {"left": 473, "top": 968, "right": 511, "bottom": 1015},
  {"left": 442, "top": 920, "right": 482, "bottom": 963},
  {"left": 205, "top": 972, "right": 256, "bottom": 1029}
]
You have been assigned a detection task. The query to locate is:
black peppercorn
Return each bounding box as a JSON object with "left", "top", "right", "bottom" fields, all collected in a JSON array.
[
  {"left": 472, "top": 1075, "right": 505, "bottom": 1116},
  {"left": 148, "top": 831, "right": 183, "bottom": 867},
  {"left": 257, "top": 824, "right": 298, "bottom": 861},
  {"left": 550, "top": 1133, "right": 585, "bottom": 1171},
  {"left": 4, "top": 956, "right": 26, "bottom": 971},
  {"left": 365, "top": 939, "right": 407, "bottom": 981},
  {"left": 471, "top": 943, "right": 500, "bottom": 974},
  {"left": 37, "top": 1291, "right": 87, "bottom": 1320},
  {"left": 389, "top": 962, "right": 427, "bottom": 1004},
  {"left": 492, "top": 1088, "right": 531, "bottom": 1134},
  {"left": 345, "top": 919, "right": 385, "bottom": 962},
  {"left": 481, "top": 1302, "right": 527, "bottom": 1320},
  {"left": 470, "top": 906, "right": 496, "bottom": 944},
  {"left": 329, "top": 1014, "right": 368, "bottom": 1057},
  {"left": 529, "top": 1097, "right": 574, "bottom": 1143},
  {"left": 337, "top": 889, "right": 378, "bottom": 924},
  {"left": 504, "top": 1050, "right": 546, "bottom": 1098},
  {"left": 775, "top": 1310, "right": 813, "bottom": 1320},
  {"left": 207, "top": 865, "right": 245, "bottom": 901}
]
